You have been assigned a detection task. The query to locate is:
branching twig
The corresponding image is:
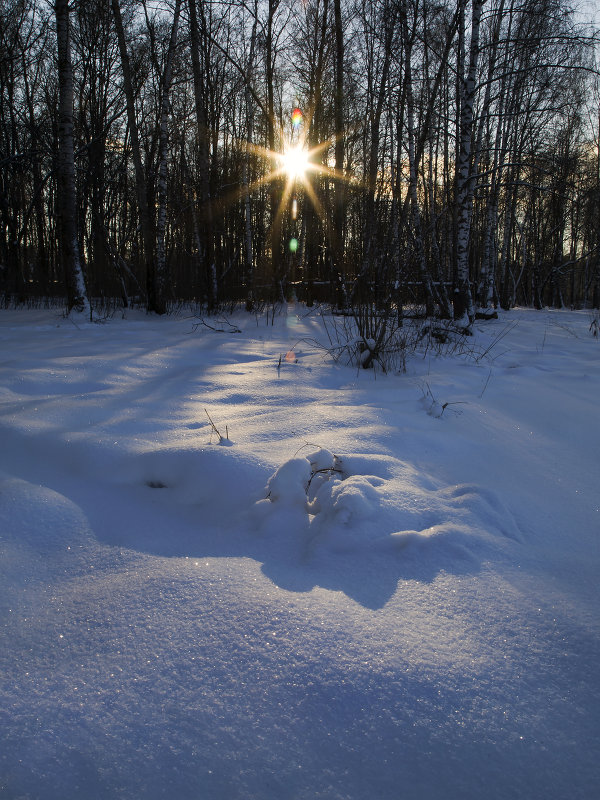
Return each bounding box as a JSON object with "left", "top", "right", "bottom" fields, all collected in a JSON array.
[
  {"left": 419, "top": 380, "right": 467, "bottom": 416},
  {"left": 192, "top": 317, "right": 241, "bottom": 334},
  {"left": 474, "top": 321, "right": 518, "bottom": 363}
]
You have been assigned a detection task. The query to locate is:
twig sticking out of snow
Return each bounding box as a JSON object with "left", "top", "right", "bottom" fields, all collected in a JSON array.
[
  {"left": 204, "top": 408, "right": 229, "bottom": 444},
  {"left": 479, "top": 368, "right": 493, "bottom": 399},
  {"left": 306, "top": 466, "right": 344, "bottom": 491},
  {"left": 474, "top": 321, "right": 518, "bottom": 363},
  {"left": 419, "top": 381, "right": 467, "bottom": 418}
]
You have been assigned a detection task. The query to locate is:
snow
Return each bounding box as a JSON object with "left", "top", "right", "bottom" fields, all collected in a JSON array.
[{"left": 0, "top": 304, "right": 599, "bottom": 799}]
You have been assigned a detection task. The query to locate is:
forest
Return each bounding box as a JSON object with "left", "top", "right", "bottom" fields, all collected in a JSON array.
[{"left": 1, "top": 0, "right": 599, "bottom": 319}]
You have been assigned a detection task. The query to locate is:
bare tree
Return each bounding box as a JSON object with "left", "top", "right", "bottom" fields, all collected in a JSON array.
[
  {"left": 54, "top": 0, "right": 89, "bottom": 314},
  {"left": 188, "top": 0, "right": 216, "bottom": 308},
  {"left": 453, "top": 0, "right": 484, "bottom": 324},
  {"left": 111, "top": 0, "right": 155, "bottom": 310},
  {"left": 154, "top": 0, "right": 182, "bottom": 314}
]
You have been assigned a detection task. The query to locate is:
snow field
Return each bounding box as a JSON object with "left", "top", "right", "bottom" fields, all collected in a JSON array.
[{"left": 0, "top": 305, "right": 599, "bottom": 799}]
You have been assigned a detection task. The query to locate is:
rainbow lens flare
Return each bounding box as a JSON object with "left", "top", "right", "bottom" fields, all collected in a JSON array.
[{"left": 291, "top": 107, "right": 303, "bottom": 127}]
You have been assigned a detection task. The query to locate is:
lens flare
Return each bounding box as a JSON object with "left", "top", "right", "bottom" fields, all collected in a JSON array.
[
  {"left": 289, "top": 238, "right": 299, "bottom": 253},
  {"left": 291, "top": 107, "right": 303, "bottom": 127}
]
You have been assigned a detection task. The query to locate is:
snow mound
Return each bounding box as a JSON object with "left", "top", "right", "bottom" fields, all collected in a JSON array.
[
  {"left": 252, "top": 449, "right": 522, "bottom": 563},
  {"left": 0, "top": 473, "right": 94, "bottom": 587},
  {"left": 266, "top": 457, "right": 312, "bottom": 506},
  {"left": 0, "top": 473, "right": 93, "bottom": 553}
]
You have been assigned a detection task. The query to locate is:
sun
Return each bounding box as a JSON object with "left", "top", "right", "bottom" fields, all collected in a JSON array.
[
  {"left": 279, "top": 145, "right": 310, "bottom": 180},
  {"left": 217, "top": 133, "right": 353, "bottom": 235}
]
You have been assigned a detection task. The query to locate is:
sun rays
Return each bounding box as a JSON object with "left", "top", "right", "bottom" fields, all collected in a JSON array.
[
  {"left": 253, "top": 135, "right": 349, "bottom": 240},
  {"left": 215, "top": 131, "right": 353, "bottom": 244}
]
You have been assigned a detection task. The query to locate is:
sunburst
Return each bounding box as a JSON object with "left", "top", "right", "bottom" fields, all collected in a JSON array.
[
  {"left": 212, "top": 131, "right": 353, "bottom": 243},
  {"left": 279, "top": 144, "right": 310, "bottom": 181}
]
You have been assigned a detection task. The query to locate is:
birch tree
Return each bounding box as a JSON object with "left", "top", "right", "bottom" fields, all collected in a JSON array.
[
  {"left": 332, "top": 0, "right": 345, "bottom": 291},
  {"left": 453, "top": 0, "right": 484, "bottom": 324},
  {"left": 54, "top": 0, "right": 89, "bottom": 314}
]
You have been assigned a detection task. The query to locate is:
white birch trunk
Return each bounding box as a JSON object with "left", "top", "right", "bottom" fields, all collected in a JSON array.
[
  {"left": 454, "top": 0, "right": 485, "bottom": 324},
  {"left": 55, "top": 0, "right": 89, "bottom": 316},
  {"left": 333, "top": 0, "right": 345, "bottom": 291}
]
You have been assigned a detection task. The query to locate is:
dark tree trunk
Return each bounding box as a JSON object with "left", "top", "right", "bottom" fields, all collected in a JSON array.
[{"left": 111, "top": 0, "right": 156, "bottom": 312}]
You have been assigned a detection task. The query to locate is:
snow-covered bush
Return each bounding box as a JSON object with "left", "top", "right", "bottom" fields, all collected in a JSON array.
[
  {"left": 265, "top": 448, "right": 343, "bottom": 508},
  {"left": 265, "top": 457, "right": 313, "bottom": 506}
]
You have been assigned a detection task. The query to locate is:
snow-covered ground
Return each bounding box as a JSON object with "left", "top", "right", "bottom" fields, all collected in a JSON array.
[{"left": 0, "top": 304, "right": 598, "bottom": 800}]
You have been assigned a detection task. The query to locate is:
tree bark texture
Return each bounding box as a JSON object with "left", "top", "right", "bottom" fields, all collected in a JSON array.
[
  {"left": 454, "top": 0, "right": 485, "bottom": 324},
  {"left": 55, "top": 0, "right": 88, "bottom": 314}
]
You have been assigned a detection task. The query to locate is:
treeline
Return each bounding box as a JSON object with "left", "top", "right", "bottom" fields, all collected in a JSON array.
[{"left": 0, "top": 0, "right": 599, "bottom": 317}]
